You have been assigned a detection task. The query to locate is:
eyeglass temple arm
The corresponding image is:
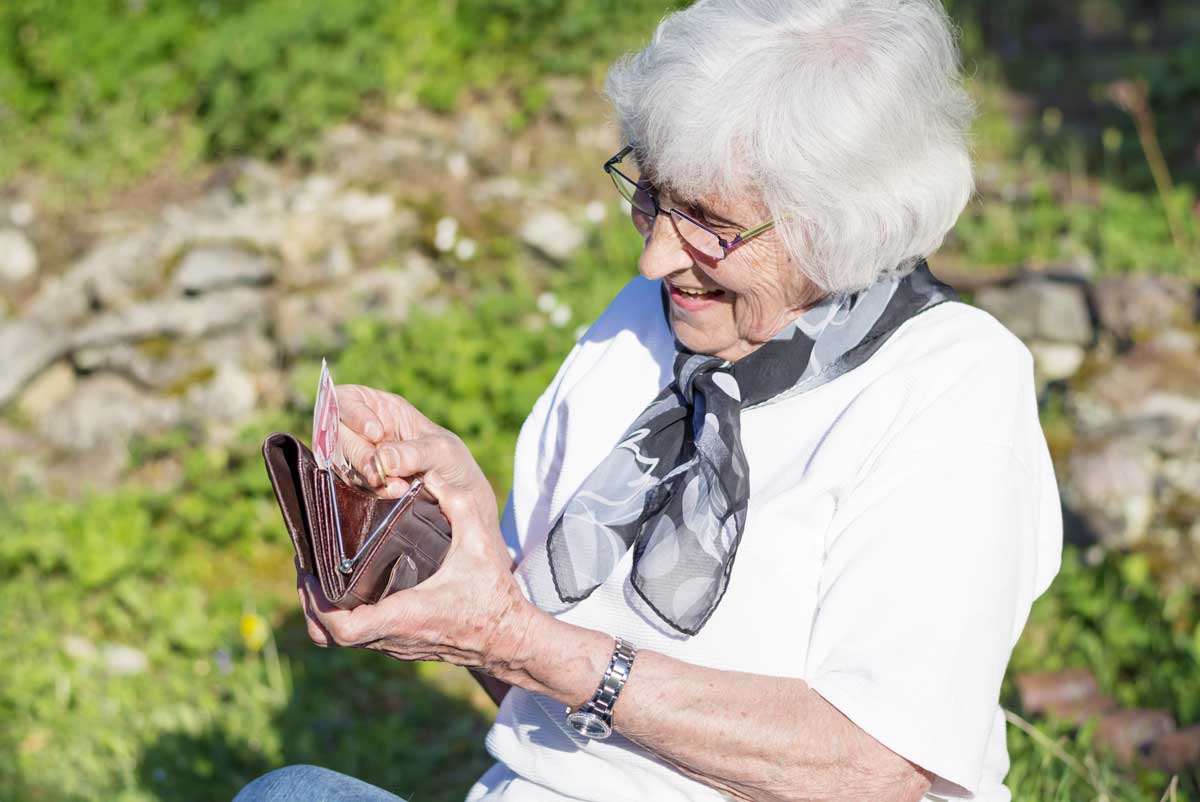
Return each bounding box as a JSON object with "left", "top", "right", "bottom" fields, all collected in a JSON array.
[{"left": 605, "top": 145, "right": 634, "bottom": 171}]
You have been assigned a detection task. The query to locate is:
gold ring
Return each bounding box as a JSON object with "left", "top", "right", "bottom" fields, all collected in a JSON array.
[{"left": 373, "top": 452, "right": 388, "bottom": 483}]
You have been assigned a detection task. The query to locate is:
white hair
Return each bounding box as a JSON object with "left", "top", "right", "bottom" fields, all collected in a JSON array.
[{"left": 605, "top": 0, "right": 977, "bottom": 293}]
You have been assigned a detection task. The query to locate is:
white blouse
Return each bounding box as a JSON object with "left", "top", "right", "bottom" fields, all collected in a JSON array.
[{"left": 466, "top": 275, "right": 1063, "bottom": 802}]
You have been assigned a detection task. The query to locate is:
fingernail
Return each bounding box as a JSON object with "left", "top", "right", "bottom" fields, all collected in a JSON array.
[
  {"left": 364, "top": 420, "right": 383, "bottom": 441},
  {"left": 381, "top": 445, "right": 402, "bottom": 474}
]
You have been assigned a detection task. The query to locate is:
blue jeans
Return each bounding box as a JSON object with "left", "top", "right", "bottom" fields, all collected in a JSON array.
[{"left": 232, "top": 765, "right": 408, "bottom": 802}]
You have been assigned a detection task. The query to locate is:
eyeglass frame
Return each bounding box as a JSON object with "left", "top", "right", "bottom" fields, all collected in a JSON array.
[{"left": 603, "top": 145, "right": 776, "bottom": 261}]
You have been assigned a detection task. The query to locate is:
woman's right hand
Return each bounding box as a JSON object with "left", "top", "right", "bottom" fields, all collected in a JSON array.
[{"left": 333, "top": 384, "right": 494, "bottom": 510}]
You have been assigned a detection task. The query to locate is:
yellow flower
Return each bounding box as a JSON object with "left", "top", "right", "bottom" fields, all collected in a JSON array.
[
  {"left": 1041, "top": 107, "right": 1063, "bottom": 136},
  {"left": 240, "top": 613, "right": 270, "bottom": 653}
]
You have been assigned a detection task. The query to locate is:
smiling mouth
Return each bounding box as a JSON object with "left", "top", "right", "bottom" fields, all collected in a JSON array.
[{"left": 669, "top": 283, "right": 725, "bottom": 299}]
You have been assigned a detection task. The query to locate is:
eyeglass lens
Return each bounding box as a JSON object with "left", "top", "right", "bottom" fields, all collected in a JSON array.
[{"left": 608, "top": 169, "right": 725, "bottom": 260}]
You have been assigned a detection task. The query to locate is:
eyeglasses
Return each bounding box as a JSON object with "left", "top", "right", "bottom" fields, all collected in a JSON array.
[{"left": 603, "top": 145, "right": 776, "bottom": 261}]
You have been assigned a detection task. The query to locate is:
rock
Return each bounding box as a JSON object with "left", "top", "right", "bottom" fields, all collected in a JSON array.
[
  {"left": 280, "top": 226, "right": 354, "bottom": 288},
  {"left": 476, "top": 176, "right": 523, "bottom": 204},
  {"left": 448, "top": 151, "right": 473, "bottom": 181},
  {"left": 73, "top": 328, "right": 276, "bottom": 394},
  {"left": 37, "top": 227, "right": 177, "bottom": 318},
  {"left": 1069, "top": 341, "right": 1200, "bottom": 456},
  {"left": 456, "top": 108, "right": 501, "bottom": 159},
  {"left": 0, "top": 228, "right": 38, "bottom": 284},
  {"left": 289, "top": 174, "right": 341, "bottom": 216},
  {"left": 340, "top": 200, "right": 418, "bottom": 265},
  {"left": 0, "top": 320, "right": 72, "bottom": 406},
  {"left": 62, "top": 635, "right": 98, "bottom": 663},
  {"left": 272, "top": 292, "right": 344, "bottom": 358},
  {"left": 72, "top": 287, "right": 265, "bottom": 348},
  {"left": 172, "top": 244, "right": 274, "bottom": 294},
  {"left": 44, "top": 372, "right": 181, "bottom": 453},
  {"left": 344, "top": 261, "right": 437, "bottom": 323},
  {"left": 184, "top": 362, "right": 259, "bottom": 426},
  {"left": 1094, "top": 709, "right": 1176, "bottom": 766},
  {"left": 521, "top": 208, "right": 585, "bottom": 263},
  {"left": 23, "top": 273, "right": 92, "bottom": 328},
  {"left": 334, "top": 190, "right": 397, "bottom": 227},
  {"left": 321, "top": 124, "right": 425, "bottom": 182},
  {"left": 1148, "top": 724, "right": 1200, "bottom": 773},
  {"left": 1015, "top": 668, "right": 1100, "bottom": 715},
  {"left": 544, "top": 76, "right": 586, "bottom": 122},
  {"left": 8, "top": 201, "right": 35, "bottom": 227},
  {"left": 44, "top": 373, "right": 182, "bottom": 451},
  {"left": 1093, "top": 274, "right": 1195, "bottom": 340},
  {"left": 1027, "top": 341, "right": 1086, "bottom": 383},
  {"left": 17, "top": 361, "right": 76, "bottom": 425},
  {"left": 101, "top": 643, "right": 148, "bottom": 676},
  {"left": 975, "top": 278, "right": 1093, "bottom": 345},
  {"left": 272, "top": 253, "right": 438, "bottom": 357},
  {"left": 1064, "top": 435, "right": 1157, "bottom": 548}
]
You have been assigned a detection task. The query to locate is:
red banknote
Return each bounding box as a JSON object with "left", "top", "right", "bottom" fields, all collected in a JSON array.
[{"left": 312, "top": 358, "right": 340, "bottom": 470}]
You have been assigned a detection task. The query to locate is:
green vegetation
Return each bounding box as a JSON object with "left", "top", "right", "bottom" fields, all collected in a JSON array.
[
  {"left": 0, "top": 0, "right": 685, "bottom": 192},
  {"left": 3, "top": 1, "right": 1199, "bottom": 800}
]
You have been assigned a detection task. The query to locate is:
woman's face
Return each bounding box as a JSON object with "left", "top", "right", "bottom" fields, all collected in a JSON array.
[{"left": 635, "top": 187, "right": 824, "bottom": 362}]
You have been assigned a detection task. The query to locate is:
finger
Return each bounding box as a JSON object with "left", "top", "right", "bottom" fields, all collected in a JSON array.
[
  {"left": 305, "top": 575, "right": 379, "bottom": 647},
  {"left": 382, "top": 476, "right": 413, "bottom": 499},
  {"left": 297, "top": 572, "right": 332, "bottom": 647},
  {"left": 375, "top": 435, "right": 464, "bottom": 484},
  {"left": 338, "top": 427, "right": 386, "bottom": 487},
  {"left": 336, "top": 384, "right": 387, "bottom": 443},
  {"left": 340, "top": 384, "right": 438, "bottom": 441}
]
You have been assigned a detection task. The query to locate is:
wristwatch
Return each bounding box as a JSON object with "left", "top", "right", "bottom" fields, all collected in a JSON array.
[{"left": 565, "top": 636, "right": 638, "bottom": 739}]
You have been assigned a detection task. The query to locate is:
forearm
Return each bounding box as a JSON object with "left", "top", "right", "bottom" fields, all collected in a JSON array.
[{"left": 492, "top": 607, "right": 930, "bottom": 802}]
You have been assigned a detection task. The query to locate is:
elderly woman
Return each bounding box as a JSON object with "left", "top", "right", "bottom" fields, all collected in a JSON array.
[{"left": 235, "top": 1, "right": 1062, "bottom": 801}]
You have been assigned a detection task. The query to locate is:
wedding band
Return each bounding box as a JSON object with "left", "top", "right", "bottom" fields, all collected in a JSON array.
[{"left": 373, "top": 452, "right": 388, "bottom": 483}]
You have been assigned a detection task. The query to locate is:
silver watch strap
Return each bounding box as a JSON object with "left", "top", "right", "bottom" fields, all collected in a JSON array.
[
  {"left": 588, "top": 636, "right": 637, "bottom": 719},
  {"left": 566, "top": 636, "right": 638, "bottom": 727}
]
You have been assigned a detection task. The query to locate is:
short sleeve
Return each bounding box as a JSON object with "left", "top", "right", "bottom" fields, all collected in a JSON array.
[{"left": 804, "top": 327, "right": 1062, "bottom": 796}]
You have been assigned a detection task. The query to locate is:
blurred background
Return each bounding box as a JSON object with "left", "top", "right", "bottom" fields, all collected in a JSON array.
[{"left": 0, "top": 1, "right": 1198, "bottom": 800}]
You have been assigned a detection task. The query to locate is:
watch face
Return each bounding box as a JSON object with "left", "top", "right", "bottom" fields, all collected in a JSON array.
[{"left": 567, "top": 710, "right": 612, "bottom": 739}]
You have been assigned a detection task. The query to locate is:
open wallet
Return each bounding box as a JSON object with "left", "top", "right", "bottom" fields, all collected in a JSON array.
[
  {"left": 262, "top": 432, "right": 452, "bottom": 609},
  {"left": 261, "top": 360, "right": 451, "bottom": 610}
]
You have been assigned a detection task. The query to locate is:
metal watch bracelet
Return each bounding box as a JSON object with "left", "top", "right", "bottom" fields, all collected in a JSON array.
[{"left": 565, "top": 636, "right": 638, "bottom": 739}]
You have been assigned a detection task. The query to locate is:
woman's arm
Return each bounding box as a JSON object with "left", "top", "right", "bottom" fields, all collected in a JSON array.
[
  {"left": 489, "top": 605, "right": 932, "bottom": 802},
  {"left": 308, "top": 387, "right": 931, "bottom": 802}
]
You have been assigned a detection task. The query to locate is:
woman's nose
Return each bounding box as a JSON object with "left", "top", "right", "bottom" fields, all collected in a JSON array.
[{"left": 638, "top": 214, "right": 694, "bottom": 281}]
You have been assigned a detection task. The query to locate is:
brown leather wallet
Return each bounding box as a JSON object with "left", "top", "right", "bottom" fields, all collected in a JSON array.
[{"left": 262, "top": 432, "right": 452, "bottom": 609}]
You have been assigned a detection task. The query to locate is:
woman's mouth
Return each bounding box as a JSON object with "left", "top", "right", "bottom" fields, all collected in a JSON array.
[{"left": 668, "top": 282, "right": 726, "bottom": 311}]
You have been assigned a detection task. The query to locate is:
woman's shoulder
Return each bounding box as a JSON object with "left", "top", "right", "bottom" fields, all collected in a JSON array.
[
  {"left": 858, "top": 298, "right": 1036, "bottom": 406},
  {"left": 887, "top": 298, "right": 1032, "bottom": 369},
  {"left": 835, "top": 299, "right": 1041, "bottom": 454}
]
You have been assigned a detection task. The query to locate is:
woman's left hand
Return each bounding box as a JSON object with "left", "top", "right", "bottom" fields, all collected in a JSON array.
[{"left": 296, "top": 387, "right": 536, "bottom": 678}]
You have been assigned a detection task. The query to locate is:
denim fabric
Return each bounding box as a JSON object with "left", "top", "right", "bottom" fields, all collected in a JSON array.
[{"left": 232, "top": 765, "right": 408, "bottom": 802}]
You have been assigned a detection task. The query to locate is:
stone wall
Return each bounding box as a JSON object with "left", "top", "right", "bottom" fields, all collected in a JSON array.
[
  {"left": 1, "top": 87, "right": 1197, "bottom": 585},
  {"left": 1, "top": 88, "right": 608, "bottom": 495}
]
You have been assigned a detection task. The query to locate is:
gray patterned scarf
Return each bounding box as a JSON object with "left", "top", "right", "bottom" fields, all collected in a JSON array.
[{"left": 544, "top": 260, "right": 957, "bottom": 635}]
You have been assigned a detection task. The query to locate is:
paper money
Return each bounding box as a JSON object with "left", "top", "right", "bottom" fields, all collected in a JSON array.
[{"left": 312, "top": 358, "right": 340, "bottom": 470}]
